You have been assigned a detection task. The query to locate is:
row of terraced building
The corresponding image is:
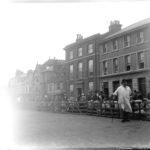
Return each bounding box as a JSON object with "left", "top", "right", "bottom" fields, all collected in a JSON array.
[
  {"left": 64, "top": 18, "right": 150, "bottom": 98},
  {"left": 9, "top": 18, "right": 150, "bottom": 101}
]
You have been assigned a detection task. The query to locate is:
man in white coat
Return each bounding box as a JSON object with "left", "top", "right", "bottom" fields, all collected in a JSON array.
[{"left": 113, "top": 79, "right": 132, "bottom": 122}]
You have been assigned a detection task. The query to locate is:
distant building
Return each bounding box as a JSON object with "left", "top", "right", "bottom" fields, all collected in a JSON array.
[
  {"left": 39, "top": 58, "right": 65, "bottom": 101},
  {"left": 8, "top": 69, "right": 34, "bottom": 101},
  {"left": 99, "top": 18, "right": 150, "bottom": 97}
]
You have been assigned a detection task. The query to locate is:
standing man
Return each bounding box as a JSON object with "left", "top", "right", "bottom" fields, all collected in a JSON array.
[{"left": 113, "top": 79, "right": 132, "bottom": 122}]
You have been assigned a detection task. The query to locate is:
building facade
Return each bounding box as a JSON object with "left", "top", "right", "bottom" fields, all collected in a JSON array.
[
  {"left": 64, "top": 34, "right": 102, "bottom": 97},
  {"left": 64, "top": 18, "right": 150, "bottom": 98},
  {"left": 40, "top": 58, "right": 65, "bottom": 101},
  {"left": 99, "top": 19, "right": 150, "bottom": 97},
  {"left": 8, "top": 69, "right": 34, "bottom": 101}
]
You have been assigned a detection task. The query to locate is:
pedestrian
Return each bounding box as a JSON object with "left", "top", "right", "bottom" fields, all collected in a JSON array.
[{"left": 113, "top": 79, "right": 132, "bottom": 122}]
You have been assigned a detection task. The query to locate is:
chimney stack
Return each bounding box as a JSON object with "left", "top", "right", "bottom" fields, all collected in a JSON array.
[
  {"left": 76, "top": 34, "right": 83, "bottom": 42},
  {"left": 109, "top": 20, "right": 122, "bottom": 34}
]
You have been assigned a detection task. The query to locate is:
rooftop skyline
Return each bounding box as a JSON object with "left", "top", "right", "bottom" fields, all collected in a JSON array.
[{"left": 1, "top": 0, "right": 150, "bottom": 87}]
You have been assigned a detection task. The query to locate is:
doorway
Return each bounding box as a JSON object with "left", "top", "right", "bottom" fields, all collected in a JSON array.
[
  {"left": 138, "top": 78, "right": 146, "bottom": 97},
  {"left": 77, "top": 88, "right": 82, "bottom": 97}
]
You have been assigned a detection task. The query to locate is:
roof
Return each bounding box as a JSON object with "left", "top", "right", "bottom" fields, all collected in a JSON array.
[
  {"left": 41, "top": 58, "right": 65, "bottom": 72},
  {"left": 64, "top": 33, "right": 101, "bottom": 50},
  {"left": 104, "top": 18, "right": 150, "bottom": 40}
]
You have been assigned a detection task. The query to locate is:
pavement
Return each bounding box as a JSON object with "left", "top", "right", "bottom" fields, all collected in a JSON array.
[{"left": 13, "top": 110, "right": 150, "bottom": 149}]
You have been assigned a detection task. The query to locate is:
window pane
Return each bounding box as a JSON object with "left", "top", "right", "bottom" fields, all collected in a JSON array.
[
  {"left": 124, "top": 35, "right": 130, "bottom": 47},
  {"left": 138, "top": 52, "right": 145, "bottom": 69},
  {"left": 113, "top": 58, "right": 118, "bottom": 73},
  {"left": 88, "top": 60, "right": 93, "bottom": 74},
  {"left": 70, "top": 65, "right": 73, "bottom": 73},
  {"left": 89, "top": 82, "right": 94, "bottom": 91},
  {"left": 113, "top": 40, "right": 118, "bottom": 50},
  {"left": 103, "top": 61, "right": 108, "bottom": 75},
  {"left": 88, "top": 44, "right": 93, "bottom": 54},
  {"left": 69, "top": 51, "right": 73, "bottom": 59},
  {"left": 137, "top": 31, "right": 144, "bottom": 43},
  {"left": 70, "top": 65, "right": 73, "bottom": 79},
  {"left": 70, "top": 84, "right": 74, "bottom": 92},
  {"left": 103, "top": 43, "right": 107, "bottom": 53},
  {"left": 78, "top": 48, "right": 83, "bottom": 56},
  {"left": 78, "top": 62, "right": 83, "bottom": 78},
  {"left": 78, "top": 62, "right": 83, "bottom": 72},
  {"left": 125, "top": 55, "right": 131, "bottom": 71}
]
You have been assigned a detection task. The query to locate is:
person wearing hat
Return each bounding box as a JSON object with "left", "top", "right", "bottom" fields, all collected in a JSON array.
[{"left": 113, "top": 79, "right": 132, "bottom": 122}]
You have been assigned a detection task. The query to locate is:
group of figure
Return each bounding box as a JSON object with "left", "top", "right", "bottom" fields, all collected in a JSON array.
[{"left": 63, "top": 79, "right": 145, "bottom": 123}]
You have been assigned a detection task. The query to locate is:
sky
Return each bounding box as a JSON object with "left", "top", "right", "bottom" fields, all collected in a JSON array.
[{"left": 0, "top": 0, "right": 150, "bottom": 87}]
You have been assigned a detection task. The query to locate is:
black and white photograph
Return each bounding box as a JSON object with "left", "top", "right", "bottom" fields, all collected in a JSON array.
[{"left": 1, "top": 0, "right": 150, "bottom": 149}]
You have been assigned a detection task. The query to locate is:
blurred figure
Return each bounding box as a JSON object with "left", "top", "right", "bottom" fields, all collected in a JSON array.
[
  {"left": 113, "top": 79, "right": 132, "bottom": 122},
  {"left": 132, "top": 90, "right": 138, "bottom": 100},
  {"left": 80, "top": 93, "right": 86, "bottom": 101}
]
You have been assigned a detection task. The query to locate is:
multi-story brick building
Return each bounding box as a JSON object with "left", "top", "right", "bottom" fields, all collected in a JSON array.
[
  {"left": 64, "top": 34, "right": 102, "bottom": 97},
  {"left": 99, "top": 18, "right": 150, "bottom": 97},
  {"left": 64, "top": 18, "right": 150, "bottom": 98}
]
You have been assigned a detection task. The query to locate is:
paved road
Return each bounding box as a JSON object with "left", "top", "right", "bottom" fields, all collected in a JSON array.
[{"left": 13, "top": 110, "right": 150, "bottom": 148}]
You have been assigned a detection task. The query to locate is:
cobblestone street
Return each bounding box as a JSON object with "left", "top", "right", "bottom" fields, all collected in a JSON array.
[{"left": 14, "top": 110, "right": 150, "bottom": 148}]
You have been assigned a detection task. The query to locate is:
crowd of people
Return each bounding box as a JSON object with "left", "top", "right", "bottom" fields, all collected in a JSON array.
[{"left": 62, "top": 79, "right": 149, "bottom": 123}]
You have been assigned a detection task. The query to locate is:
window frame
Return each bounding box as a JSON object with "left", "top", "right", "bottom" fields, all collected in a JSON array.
[
  {"left": 138, "top": 52, "right": 145, "bottom": 69},
  {"left": 69, "top": 64, "right": 74, "bottom": 79},
  {"left": 88, "top": 44, "right": 94, "bottom": 54},
  {"left": 113, "top": 58, "right": 119, "bottom": 73},
  {"left": 69, "top": 50, "right": 73, "bottom": 59},
  {"left": 124, "top": 35, "right": 130, "bottom": 47},
  {"left": 78, "top": 62, "right": 83, "bottom": 78},
  {"left": 70, "top": 84, "right": 74, "bottom": 93},
  {"left": 89, "top": 81, "right": 94, "bottom": 91},
  {"left": 103, "top": 43, "right": 108, "bottom": 54},
  {"left": 78, "top": 47, "right": 83, "bottom": 57},
  {"left": 125, "top": 55, "right": 131, "bottom": 71},
  {"left": 136, "top": 31, "right": 144, "bottom": 44},
  {"left": 103, "top": 61, "right": 108, "bottom": 75},
  {"left": 112, "top": 39, "right": 118, "bottom": 51},
  {"left": 88, "top": 59, "right": 94, "bottom": 76}
]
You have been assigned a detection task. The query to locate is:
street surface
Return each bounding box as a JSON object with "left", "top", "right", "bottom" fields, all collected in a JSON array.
[{"left": 13, "top": 110, "right": 150, "bottom": 148}]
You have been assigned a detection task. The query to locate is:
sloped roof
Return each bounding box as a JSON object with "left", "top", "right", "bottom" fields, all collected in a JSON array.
[
  {"left": 105, "top": 18, "right": 150, "bottom": 40},
  {"left": 64, "top": 33, "right": 101, "bottom": 50}
]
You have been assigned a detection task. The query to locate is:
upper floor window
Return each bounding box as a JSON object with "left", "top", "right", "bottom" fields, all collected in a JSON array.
[
  {"left": 69, "top": 64, "right": 73, "bottom": 79},
  {"left": 46, "top": 65, "right": 53, "bottom": 71},
  {"left": 136, "top": 31, "right": 144, "bottom": 43},
  {"left": 70, "top": 84, "right": 74, "bottom": 93},
  {"left": 113, "top": 58, "right": 119, "bottom": 73},
  {"left": 88, "top": 59, "right": 94, "bottom": 75},
  {"left": 89, "top": 82, "right": 94, "bottom": 91},
  {"left": 124, "top": 35, "right": 130, "bottom": 47},
  {"left": 78, "top": 48, "right": 83, "bottom": 57},
  {"left": 69, "top": 51, "right": 73, "bottom": 59},
  {"left": 103, "top": 43, "right": 108, "bottom": 54},
  {"left": 103, "top": 61, "right": 108, "bottom": 75},
  {"left": 60, "top": 82, "right": 63, "bottom": 89},
  {"left": 78, "top": 62, "right": 83, "bottom": 78},
  {"left": 112, "top": 39, "right": 118, "bottom": 50},
  {"left": 138, "top": 52, "right": 145, "bottom": 69},
  {"left": 88, "top": 44, "right": 93, "bottom": 54},
  {"left": 47, "top": 83, "right": 52, "bottom": 93},
  {"left": 125, "top": 55, "right": 131, "bottom": 71},
  {"left": 47, "top": 83, "right": 55, "bottom": 92}
]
